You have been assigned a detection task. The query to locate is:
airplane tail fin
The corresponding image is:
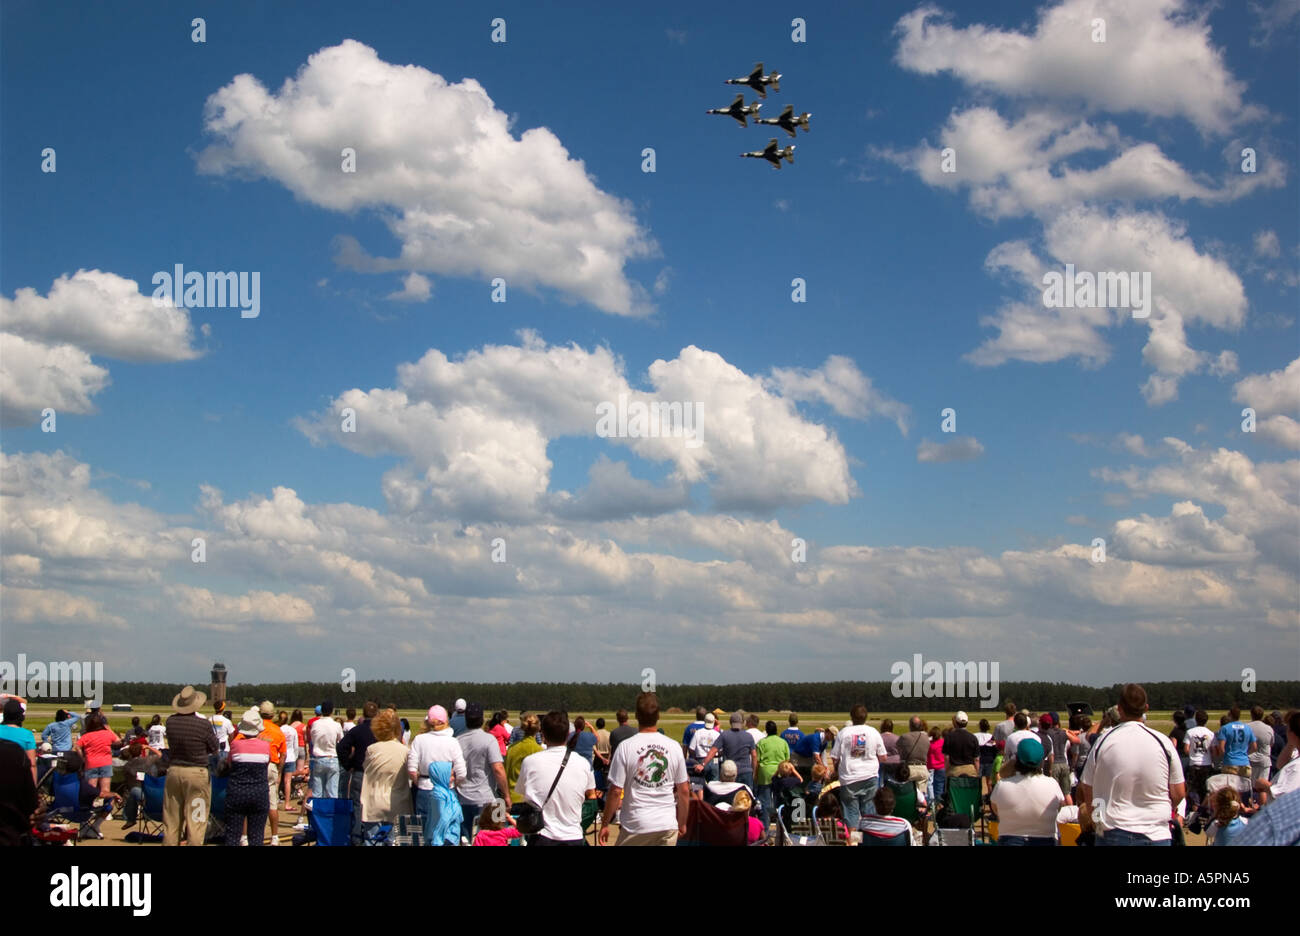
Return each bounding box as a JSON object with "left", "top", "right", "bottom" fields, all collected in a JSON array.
[
  {"left": 785, "top": 145, "right": 795, "bottom": 164},
  {"left": 799, "top": 113, "right": 811, "bottom": 131},
  {"left": 769, "top": 75, "right": 781, "bottom": 92}
]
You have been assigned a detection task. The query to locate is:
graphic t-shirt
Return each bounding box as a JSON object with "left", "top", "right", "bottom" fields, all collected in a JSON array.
[
  {"left": 1185, "top": 726, "right": 1214, "bottom": 766},
  {"left": 1215, "top": 721, "right": 1254, "bottom": 767},
  {"left": 608, "top": 731, "right": 688, "bottom": 834},
  {"left": 147, "top": 724, "right": 166, "bottom": 749},
  {"left": 688, "top": 727, "right": 719, "bottom": 761},
  {"left": 781, "top": 727, "right": 805, "bottom": 751},
  {"left": 831, "top": 725, "right": 887, "bottom": 784},
  {"left": 211, "top": 714, "right": 235, "bottom": 752}
]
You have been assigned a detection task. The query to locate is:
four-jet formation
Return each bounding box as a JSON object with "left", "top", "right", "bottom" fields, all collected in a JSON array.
[{"left": 708, "top": 62, "right": 809, "bottom": 170}]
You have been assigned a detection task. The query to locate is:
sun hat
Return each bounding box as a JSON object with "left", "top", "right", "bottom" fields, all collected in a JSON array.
[
  {"left": 171, "top": 685, "right": 207, "bottom": 715},
  {"left": 238, "top": 709, "right": 263, "bottom": 736},
  {"left": 258, "top": 700, "right": 276, "bottom": 718}
]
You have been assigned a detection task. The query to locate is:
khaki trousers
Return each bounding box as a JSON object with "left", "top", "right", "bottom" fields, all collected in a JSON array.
[
  {"left": 616, "top": 827, "right": 679, "bottom": 846},
  {"left": 163, "top": 766, "right": 211, "bottom": 846},
  {"left": 946, "top": 764, "right": 978, "bottom": 778}
]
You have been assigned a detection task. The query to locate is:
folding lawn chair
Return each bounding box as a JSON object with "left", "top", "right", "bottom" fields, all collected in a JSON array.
[
  {"left": 46, "top": 769, "right": 113, "bottom": 842},
  {"left": 131, "top": 773, "right": 166, "bottom": 842},
  {"left": 776, "top": 802, "right": 821, "bottom": 845},
  {"left": 813, "top": 806, "right": 851, "bottom": 845},
  {"left": 307, "top": 797, "right": 353, "bottom": 846},
  {"left": 944, "top": 775, "right": 985, "bottom": 839},
  {"left": 205, "top": 775, "right": 229, "bottom": 844},
  {"left": 676, "top": 798, "right": 748, "bottom": 846}
]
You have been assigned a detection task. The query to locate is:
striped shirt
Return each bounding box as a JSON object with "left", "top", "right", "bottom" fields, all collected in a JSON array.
[
  {"left": 164, "top": 712, "right": 218, "bottom": 767},
  {"left": 231, "top": 735, "right": 271, "bottom": 765}
]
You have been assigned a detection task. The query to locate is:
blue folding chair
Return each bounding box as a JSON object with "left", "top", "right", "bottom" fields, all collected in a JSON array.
[
  {"left": 47, "top": 770, "right": 112, "bottom": 841},
  {"left": 205, "top": 775, "right": 229, "bottom": 844},
  {"left": 132, "top": 773, "right": 167, "bottom": 843},
  {"left": 308, "top": 798, "right": 353, "bottom": 846}
]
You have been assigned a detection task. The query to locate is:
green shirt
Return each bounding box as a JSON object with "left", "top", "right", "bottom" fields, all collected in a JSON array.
[
  {"left": 506, "top": 736, "right": 543, "bottom": 794},
  {"left": 756, "top": 736, "right": 790, "bottom": 785}
]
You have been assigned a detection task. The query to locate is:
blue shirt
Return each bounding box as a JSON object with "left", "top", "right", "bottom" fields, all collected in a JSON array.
[
  {"left": 781, "top": 727, "right": 805, "bottom": 750},
  {"left": 793, "top": 731, "right": 825, "bottom": 758},
  {"left": 681, "top": 720, "right": 706, "bottom": 748},
  {"left": 449, "top": 713, "right": 467, "bottom": 737},
  {"left": 1215, "top": 722, "right": 1254, "bottom": 767},
  {"left": 1233, "top": 791, "right": 1300, "bottom": 846},
  {"left": 41, "top": 715, "right": 82, "bottom": 752},
  {"left": 0, "top": 723, "right": 35, "bottom": 751},
  {"left": 1212, "top": 816, "right": 1247, "bottom": 846},
  {"left": 571, "top": 730, "right": 596, "bottom": 765}
]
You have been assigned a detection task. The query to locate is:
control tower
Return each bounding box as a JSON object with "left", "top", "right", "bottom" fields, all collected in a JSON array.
[{"left": 210, "top": 662, "right": 228, "bottom": 708}]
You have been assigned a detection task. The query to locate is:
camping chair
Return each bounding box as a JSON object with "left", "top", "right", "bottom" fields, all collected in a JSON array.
[
  {"left": 580, "top": 797, "right": 601, "bottom": 841},
  {"left": 944, "top": 775, "right": 984, "bottom": 839},
  {"left": 47, "top": 769, "right": 112, "bottom": 841},
  {"left": 307, "top": 797, "right": 353, "bottom": 846},
  {"left": 204, "top": 775, "right": 229, "bottom": 844},
  {"left": 131, "top": 773, "right": 166, "bottom": 842},
  {"left": 860, "top": 817, "right": 912, "bottom": 846},
  {"left": 776, "top": 803, "right": 820, "bottom": 846},
  {"left": 676, "top": 798, "right": 748, "bottom": 846},
  {"left": 812, "top": 806, "right": 851, "bottom": 845},
  {"left": 885, "top": 776, "right": 924, "bottom": 824},
  {"left": 389, "top": 814, "right": 425, "bottom": 846}
]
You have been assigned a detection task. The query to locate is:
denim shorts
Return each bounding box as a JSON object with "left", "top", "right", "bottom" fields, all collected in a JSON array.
[{"left": 85, "top": 765, "right": 113, "bottom": 780}]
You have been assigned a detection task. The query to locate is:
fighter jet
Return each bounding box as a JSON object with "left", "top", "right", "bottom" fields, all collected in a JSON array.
[
  {"left": 740, "top": 138, "right": 795, "bottom": 169},
  {"left": 707, "top": 94, "right": 762, "bottom": 128},
  {"left": 725, "top": 62, "right": 781, "bottom": 99},
  {"left": 755, "top": 104, "right": 810, "bottom": 138}
]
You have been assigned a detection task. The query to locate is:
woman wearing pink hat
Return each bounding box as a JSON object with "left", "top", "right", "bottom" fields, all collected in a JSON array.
[{"left": 407, "top": 705, "right": 467, "bottom": 845}]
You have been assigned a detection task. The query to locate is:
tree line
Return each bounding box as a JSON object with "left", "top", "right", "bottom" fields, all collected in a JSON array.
[{"left": 82, "top": 679, "right": 1300, "bottom": 714}]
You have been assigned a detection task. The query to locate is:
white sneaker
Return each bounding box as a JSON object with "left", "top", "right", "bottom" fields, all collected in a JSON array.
[
  {"left": 268, "top": 835, "right": 278, "bottom": 845},
  {"left": 294, "top": 821, "right": 308, "bottom": 830},
  {"left": 240, "top": 834, "right": 248, "bottom": 846}
]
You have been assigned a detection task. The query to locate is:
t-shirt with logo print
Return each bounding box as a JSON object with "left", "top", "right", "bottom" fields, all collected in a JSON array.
[
  {"left": 1215, "top": 721, "right": 1254, "bottom": 767},
  {"left": 608, "top": 731, "right": 688, "bottom": 834},
  {"left": 1185, "top": 726, "right": 1214, "bottom": 767},
  {"left": 831, "top": 725, "right": 887, "bottom": 785}
]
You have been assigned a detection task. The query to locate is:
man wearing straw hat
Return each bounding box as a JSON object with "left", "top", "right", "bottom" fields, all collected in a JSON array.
[{"left": 163, "top": 685, "right": 218, "bottom": 846}]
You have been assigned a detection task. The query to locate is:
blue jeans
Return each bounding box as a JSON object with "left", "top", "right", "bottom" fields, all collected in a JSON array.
[
  {"left": 1098, "top": 829, "right": 1171, "bottom": 846},
  {"left": 736, "top": 770, "right": 755, "bottom": 792},
  {"left": 999, "top": 834, "right": 1056, "bottom": 846},
  {"left": 461, "top": 801, "right": 484, "bottom": 841},
  {"left": 837, "top": 777, "right": 878, "bottom": 829},
  {"left": 310, "top": 756, "right": 339, "bottom": 798},
  {"left": 928, "top": 768, "right": 946, "bottom": 806},
  {"left": 124, "top": 785, "right": 144, "bottom": 822}
]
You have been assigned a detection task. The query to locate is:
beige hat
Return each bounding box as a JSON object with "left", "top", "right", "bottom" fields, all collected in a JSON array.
[
  {"left": 239, "top": 708, "right": 264, "bottom": 737},
  {"left": 258, "top": 700, "right": 276, "bottom": 718},
  {"left": 171, "top": 685, "right": 207, "bottom": 715}
]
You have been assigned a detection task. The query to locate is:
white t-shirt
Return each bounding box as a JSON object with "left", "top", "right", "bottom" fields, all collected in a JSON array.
[
  {"left": 281, "top": 724, "right": 297, "bottom": 762},
  {"left": 991, "top": 773, "right": 1063, "bottom": 839},
  {"left": 1004, "top": 729, "right": 1039, "bottom": 764},
  {"left": 407, "top": 728, "right": 467, "bottom": 791},
  {"left": 1271, "top": 757, "right": 1300, "bottom": 797},
  {"left": 147, "top": 724, "right": 166, "bottom": 748},
  {"left": 689, "top": 727, "right": 720, "bottom": 760},
  {"left": 973, "top": 732, "right": 993, "bottom": 747},
  {"left": 1080, "top": 721, "right": 1184, "bottom": 840},
  {"left": 342, "top": 721, "right": 356, "bottom": 733},
  {"left": 1184, "top": 726, "right": 1215, "bottom": 766},
  {"left": 518, "top": 745, "right": 596, "bottom": 842},
  {"left": 211, "top": 714, "right": 235, "bottom": 752},
  {"left": 831, "top": 725, "right": 888, "bottom": 784},
  {"left": 747, "top": 727, "right": 764, "bottom": 746},
  {"left": 608, "top": 731, "right": 688, "bottom": 834},
  {"left": 311, "top": 718, "right": 344, "bottom": 757}
]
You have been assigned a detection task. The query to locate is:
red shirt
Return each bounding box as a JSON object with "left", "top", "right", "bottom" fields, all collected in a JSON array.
[
  {"left": 489, "top": 724, "right": 510, "bottom": 757},
  {"left": 78, "top": 728, "right": 116, "bottom": 769},
  {"left": 927, "top": 738, "right": 946, "bottom": 770}
]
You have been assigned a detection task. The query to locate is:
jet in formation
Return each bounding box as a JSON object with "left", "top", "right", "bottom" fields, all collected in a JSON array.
[
  {"left": 725, "top": 62, "right": 781, "bottom": 98},
  {"left": 707, "top": 93, "right": 763, "bottom": 127},
  {"left": 755, "top": 104, "right": 810, "bottom": 138},
  {"left": 741, "top": 138, "right": 795, "bottom": 170}
]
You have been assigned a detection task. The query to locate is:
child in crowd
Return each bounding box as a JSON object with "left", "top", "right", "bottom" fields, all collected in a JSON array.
[
  {"left": 472, "top": 808, "right": 521, "bottom": 846},
  {"left": 1210, "top": 787, "right": 1248, "bottom": 846}
]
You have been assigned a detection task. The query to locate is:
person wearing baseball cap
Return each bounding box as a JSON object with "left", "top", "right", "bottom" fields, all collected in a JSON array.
[
  {"left": 253, "top": 701, "right": 287, "bottom": 845},
  {"left": 449, "top": 699, "right": 468, "bottom": 737},
  {"left": 989, "top": 736, "right": 1062, "bottom": 845},
  {"left": 224, "top": 709, "right": 272, "bottom": 846},
  {"left": 163, "top": 686, "right": 218, "bottom": 845},
  {"left": 943, "top": 711, "right": 980, "bottom": 782},
  {"left": 0, "top": 699, "right": 36, "bottom": 782}
]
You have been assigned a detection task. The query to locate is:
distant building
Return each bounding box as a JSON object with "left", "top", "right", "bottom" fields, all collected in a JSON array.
[{"left": 211, "top": 662, "right": 228, "bottom": 708}]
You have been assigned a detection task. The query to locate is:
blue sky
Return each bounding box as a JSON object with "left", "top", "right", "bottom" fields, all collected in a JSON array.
[{"left": 2, "top": 0, "right": 1297, "bottom": 687}]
